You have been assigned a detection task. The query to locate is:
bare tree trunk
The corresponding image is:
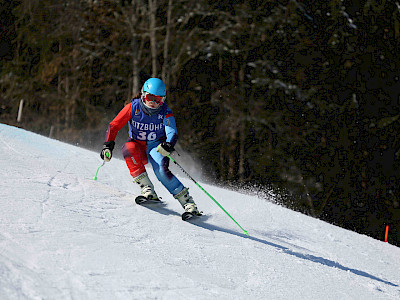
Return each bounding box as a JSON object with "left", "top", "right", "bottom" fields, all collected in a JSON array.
[
  {"left": 149, "top": 0, "right": 158, "bottom": 77},
  {"left": 238, "top": 121, "right": 245, "bottom": 182},
  {"left": 297, "top": 167, "right": 316, "bottom": 217},
  {"left": 65, "top": 75, "right": 70, "bottom": 128},
  {"left": 57, "top": 42, "right": 62, "bottom": 135},
  {"left": 120, "top": 1, "right": 145, "bottom": 98},
  {"left": 303, "top": 178, "right": 316, "bottom": 217},
  {"left": 162, "top": 0, "right": 172, "bottom": 87},
  {"left": 132, "top": 38, "right": 139, "bottom": 96},
  {"left": 70, "top": 82, "right": 80, "bottom": 127},
  {"left": 17, "top": 100, "right": 24, "bottom": 123},
  {"left": 238, "top": 64, "right": 246, "bottom": 182},
  {"left": 220, "top": 144, "right": 225, "bottom": 181},
  {"left": 315, "top": 186, "right": 334, "bottom": 217},
  {"left": 70, "top": 98, "right": 76, "bottom": 126},
  {"left": 228, "top": 128, "right": 236, "bottom": 180}
]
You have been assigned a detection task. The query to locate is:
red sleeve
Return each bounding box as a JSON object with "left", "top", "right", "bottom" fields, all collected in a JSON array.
[{"left": 105, "top": 103, "right": 132, "bottom": 142}]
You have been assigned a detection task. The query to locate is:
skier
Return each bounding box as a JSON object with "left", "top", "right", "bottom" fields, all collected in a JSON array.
[{"left": 100, "top": 78, "right": 201, "bottom": 216}]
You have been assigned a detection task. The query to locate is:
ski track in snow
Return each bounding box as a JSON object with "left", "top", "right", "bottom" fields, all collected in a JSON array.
[{"left": 1, "top": 123, "right": 400, "bottom": 300}]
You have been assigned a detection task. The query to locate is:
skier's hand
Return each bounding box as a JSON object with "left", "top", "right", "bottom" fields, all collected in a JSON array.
[
  {"left": 157, "top": 142, "right": 175, "bottom": 157},
  {"left": 100, "top": 141, "right": 115, "bottom": 162}
]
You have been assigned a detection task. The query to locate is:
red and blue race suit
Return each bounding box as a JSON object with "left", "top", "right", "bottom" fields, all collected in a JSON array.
[{"left": 105, "top": 98, "right": 184, "bottom": 196}]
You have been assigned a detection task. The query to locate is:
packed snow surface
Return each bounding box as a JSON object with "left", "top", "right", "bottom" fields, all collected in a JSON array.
[{"left": 1, "top": 123, "right": 399, "bottom": 299}]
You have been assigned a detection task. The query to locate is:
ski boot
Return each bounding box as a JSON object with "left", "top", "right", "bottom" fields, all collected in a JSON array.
[
  {"left": 174, "top": 187, "right": 202, "bottom": 220},
  {"left": 133, "top": 172, "right": 160, "bottom": 204}
]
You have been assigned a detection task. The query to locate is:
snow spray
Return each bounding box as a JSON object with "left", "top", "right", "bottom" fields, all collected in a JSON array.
[{"left": 168, "top": 155, "right": 249, "bottom": 236}]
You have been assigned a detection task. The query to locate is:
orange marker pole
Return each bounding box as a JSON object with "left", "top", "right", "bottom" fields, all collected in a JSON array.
[{"left": 384, "top": 225, "right": 389, "bottom": 243}]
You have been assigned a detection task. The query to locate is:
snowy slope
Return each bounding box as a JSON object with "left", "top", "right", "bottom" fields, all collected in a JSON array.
[{"left": 0, "top": 123, "right": 399, "bottom": 300}]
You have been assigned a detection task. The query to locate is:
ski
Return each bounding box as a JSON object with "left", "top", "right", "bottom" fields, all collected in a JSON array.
[
  {"left": 135, "top": 196, "right": 202, "bottom": 221},
  {"left": 135, "top": 195, "right": 162, "bottom": 205},
  {"left": 181, "top": 211, "right": 203, "bottom": 221}
]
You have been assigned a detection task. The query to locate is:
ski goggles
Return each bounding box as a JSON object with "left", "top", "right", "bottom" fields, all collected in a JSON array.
[{"left": 143, "top": 92, "right": 165, "bottom": 104}]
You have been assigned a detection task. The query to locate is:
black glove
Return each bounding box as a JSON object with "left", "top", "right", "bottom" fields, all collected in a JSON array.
[
  {"left": 100, "top": 141, "right": 115, "bottom": 162},
  {"left": 156, "top": 142, "right": 175, "bottom": 157}
]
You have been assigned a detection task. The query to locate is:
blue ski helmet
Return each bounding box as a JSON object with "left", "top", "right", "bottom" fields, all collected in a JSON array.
[{"left": 142, "top": 78, "right": 166, "bottom": 96}]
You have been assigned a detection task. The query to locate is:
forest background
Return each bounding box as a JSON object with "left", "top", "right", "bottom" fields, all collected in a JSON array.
[{"left": 1, "top": 0, "right": 400, "bottom": 247}]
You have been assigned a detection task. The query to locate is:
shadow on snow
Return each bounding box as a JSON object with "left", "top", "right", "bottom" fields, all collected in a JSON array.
[
  {"left": 136, "top": 202, "right": 398, "bottom": 288},
  {"left": 189, "top": 219, "right": 399, "bottom": 288}
]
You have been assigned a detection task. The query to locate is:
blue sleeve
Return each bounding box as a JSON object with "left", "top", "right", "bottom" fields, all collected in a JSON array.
[{"left": 164, "top": 107, "right": 178, "bottom": 146}]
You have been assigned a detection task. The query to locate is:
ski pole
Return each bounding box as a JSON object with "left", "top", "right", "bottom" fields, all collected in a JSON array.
[
  {"left": 93, "top": 161, "right": 105, "bottom": 180},
  {"left": 168, "top": 155, "right": 249, "bottom": 236},
  {"left": 93, "top": 152, "right": 110, "bottom": 180}
]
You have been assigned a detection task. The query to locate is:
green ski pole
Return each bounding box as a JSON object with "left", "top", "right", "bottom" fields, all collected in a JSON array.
[
  {"left": 168, "top": 155, "right": 249, "bottom": 236},
  {"left": 93, "top": 161, "right": 105, "bottom": 180},
  {"left": 93, "top": 152, "right": 110, "bottom": 180}
]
